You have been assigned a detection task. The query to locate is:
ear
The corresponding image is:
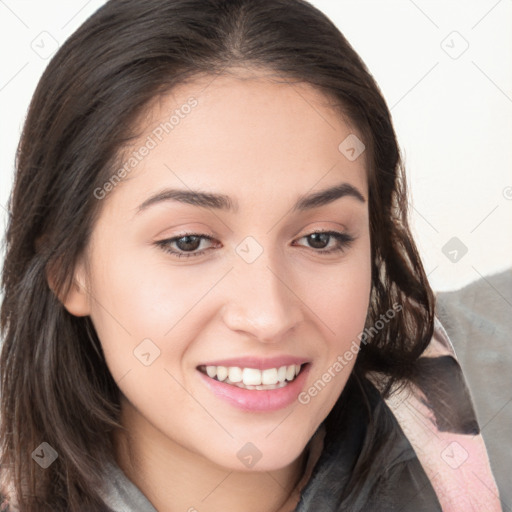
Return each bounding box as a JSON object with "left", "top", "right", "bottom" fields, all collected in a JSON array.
[{"left": 47, "top": 258, "right": 91, "bottom": 317}]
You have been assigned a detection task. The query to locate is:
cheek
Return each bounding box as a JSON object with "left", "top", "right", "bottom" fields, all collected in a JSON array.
[
  {"left": 306, "top": 241, "right": 372, "bottom": 346},
  {"left": 85, "top": 238, "right": 241, "bottom": 386},
  {"left": 91, "top": 229, "right": 204, "bottom": 316},
  {"left": 319, "top": 272, "right": 370, "bottom": 338},
  {"left": 298, "top": 237, "right": 371, "bottom": 412},
  {"left": 85, "top": 243, "right": 205, "bottom": 378}
]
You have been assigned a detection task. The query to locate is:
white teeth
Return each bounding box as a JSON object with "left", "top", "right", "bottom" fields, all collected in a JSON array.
[
  {"left": 202, "top": 363, "right": 303, "bottom": 388},
  {"left": 216, "top": 366, "right": 228, "bottom": 382},
  {"left": 261, "top": 368, "right": 278, "bottom": 385},
  {"left": 228, "top": 367, "right": 242, "bottom": 383},
  {"left": 242, "top": 368, "right": 262, "bottom": 386},
  {"left": 236, "top": 381, "right": 288, "bottom": 390}
]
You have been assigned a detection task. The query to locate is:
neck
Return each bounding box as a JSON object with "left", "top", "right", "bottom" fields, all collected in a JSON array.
[{"left": 112, "top": 399, "right": 309, "bottom": 512}]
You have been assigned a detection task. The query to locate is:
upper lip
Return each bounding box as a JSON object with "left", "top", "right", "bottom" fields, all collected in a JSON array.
[{"left": 197, "top": 356, "right": 309, "bottom": 371}]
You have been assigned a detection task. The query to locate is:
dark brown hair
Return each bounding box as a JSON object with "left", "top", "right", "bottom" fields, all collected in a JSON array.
[{"left": 0, "top": 0, "right": 434, "bottom": 509}]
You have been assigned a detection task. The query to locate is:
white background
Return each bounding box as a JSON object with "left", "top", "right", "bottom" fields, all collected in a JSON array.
[{"left": 1, "top": 0, "right": 511, "bottom": 291}]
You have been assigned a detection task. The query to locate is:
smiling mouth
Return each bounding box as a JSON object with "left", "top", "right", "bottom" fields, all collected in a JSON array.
[{"left": 197, "top": 363, "right": 308, "bottom": 390}]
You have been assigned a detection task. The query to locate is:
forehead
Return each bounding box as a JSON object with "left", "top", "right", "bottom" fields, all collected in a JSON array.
[{"left": 104, "top": 70, "right": 368, "bottom": 214}]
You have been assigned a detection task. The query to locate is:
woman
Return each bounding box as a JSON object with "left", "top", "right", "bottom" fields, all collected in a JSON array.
[{"left": 0, "top": 0, "right": 500, "bottom": 510}]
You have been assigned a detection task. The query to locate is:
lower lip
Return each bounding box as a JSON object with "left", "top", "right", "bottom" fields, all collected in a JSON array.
[{"left": 197, "top": 364, "right": 311, "bottom": 412}]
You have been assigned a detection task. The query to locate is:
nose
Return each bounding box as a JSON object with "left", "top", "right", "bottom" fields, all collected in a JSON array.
[{"left": 220, "top": 249, "right": 304, "bottom": 343}]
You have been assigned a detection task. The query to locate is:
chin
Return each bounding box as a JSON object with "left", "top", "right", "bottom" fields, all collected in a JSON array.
[{"left": 209, "top": 436, "right": 308, "bottom": 473}]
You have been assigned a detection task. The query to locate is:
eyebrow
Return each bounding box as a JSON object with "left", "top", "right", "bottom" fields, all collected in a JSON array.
[{"left": 136, "top": 182, "right": 365, "bottom": 215}]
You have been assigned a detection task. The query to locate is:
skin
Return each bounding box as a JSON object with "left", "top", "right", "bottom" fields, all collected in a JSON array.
[{"left": 61, "top": 69, "right": 372, "bottom": 512}]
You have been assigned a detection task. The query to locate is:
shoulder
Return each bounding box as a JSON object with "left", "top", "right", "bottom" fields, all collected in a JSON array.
[
  {"left": 356, "top": 378, "right": 443, "bottom": 510},
  {"left": 296, "top": 375, "right": 442, "bottom": 511},
  {"left": 97, "top": 460, "right": 157, "bottom": 512}
]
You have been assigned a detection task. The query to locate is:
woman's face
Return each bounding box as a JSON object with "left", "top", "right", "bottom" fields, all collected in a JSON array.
[{"left": 65, "top": 71, "right": 371, "bottom": 472}]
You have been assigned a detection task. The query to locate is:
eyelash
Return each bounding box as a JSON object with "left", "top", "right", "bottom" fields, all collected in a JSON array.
[{"left": 155, "top": 230, "right": 355, "bottom": 259}]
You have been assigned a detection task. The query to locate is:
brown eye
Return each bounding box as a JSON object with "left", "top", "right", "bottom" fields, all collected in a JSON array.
[
  {"left": 295, "top": 230, "right": 355, "bottom": 254},
  {"left": 156, "top": 233, "right": 217, "bottom": 258},
  {"left": 174, "top": 235, "right": 202, "bottom": 252},
  {"left": 306, "top": 232, "right": 331, "bottom": 249}
]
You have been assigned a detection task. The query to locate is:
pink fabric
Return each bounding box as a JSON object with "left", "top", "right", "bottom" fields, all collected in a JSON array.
[{"left": 380, "top": 318, "right": 502, "bottom": 511}]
